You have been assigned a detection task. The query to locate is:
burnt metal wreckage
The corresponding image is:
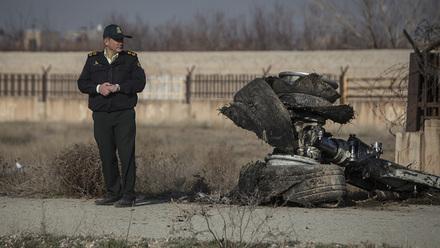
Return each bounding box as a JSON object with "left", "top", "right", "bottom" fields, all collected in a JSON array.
[{"left": 220, "top": 72, "right": 440, "bottom": 206}]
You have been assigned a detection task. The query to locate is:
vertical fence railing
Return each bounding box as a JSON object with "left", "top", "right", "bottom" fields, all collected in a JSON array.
[
  {"left": 0, "top": 72, "right": 82, "bottom": 99},
  {"left": 0, "top": 73, "right": 42, "bottom": 97},
  {"left": 49, "top": 74, "right": 84, "bottom": 98},
  {"left": 345, "top": 77, "right": 407, "bottom": 101},
  {"left": 406, "top": 52, "right": 440, "bottom": 131},
  {"left": 191, "top": 74, "right": 259, "bottom": 100},
  {"left": 1, "top": 71, "right": 409, "bottom": 106}
]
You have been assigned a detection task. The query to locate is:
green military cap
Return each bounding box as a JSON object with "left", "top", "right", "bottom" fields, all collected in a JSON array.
[{"left": 103, "top": 24, "right": 133, "bottom": 41}]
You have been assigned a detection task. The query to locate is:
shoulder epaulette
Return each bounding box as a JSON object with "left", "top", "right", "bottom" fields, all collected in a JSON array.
[
  {"left": 88, "top": 51, "right": 98, "bottom": 57},
  {"left": 126, "top": 51, "right": 137, "bottom": 56}
]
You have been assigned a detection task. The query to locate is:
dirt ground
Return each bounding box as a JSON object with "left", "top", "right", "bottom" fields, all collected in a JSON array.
[{"left": 0, "top": 197, "right": 439, "bottom": 247}]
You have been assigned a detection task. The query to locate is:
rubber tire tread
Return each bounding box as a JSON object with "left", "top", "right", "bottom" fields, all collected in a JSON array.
[{"left": 260, "top": 163, "right": 346, "bottom": 205}]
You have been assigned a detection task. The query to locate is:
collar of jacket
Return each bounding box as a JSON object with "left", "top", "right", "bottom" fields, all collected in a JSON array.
[
  {"left": 104, "top": 48, "right": 119, "bottom": 64},
  {"left": 95, "top": 51, "right": 125, "bottom": 66}
]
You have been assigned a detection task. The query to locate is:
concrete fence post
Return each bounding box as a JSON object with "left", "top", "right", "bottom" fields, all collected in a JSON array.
[
  {"left": 41, "top": 65, "right": 51, "bottom": 102},
  {"left": 339, "top": 66, "right": 349, "bottom": 105},
  {"left": 185, "top": 65, "right": 195, "bottom": 104},
  {"left": 262, "top": 65, "right": 272, "bottom": 77}
]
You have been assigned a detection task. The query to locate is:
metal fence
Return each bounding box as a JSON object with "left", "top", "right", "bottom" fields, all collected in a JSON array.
[
  {"left": 345, "top": 77, "right": 407, "bottom": 101},
  {"left": 0, "top": 71, "right": 406, "bottom": 104},
  {"left": 0, "top": 73, "right": 42, "bottom": 97},
  {"left": 189, "top": 73, "right": 341, "bottom": 100},
  {"left": 191, "top": 74, "right": 259, "bottom": 100},
  {"left": 406, "top": 52, "right": 440, "bottom": 131},
  {"left": 49, "top": 74, "right": 84, "bottom": 98},
  {"left": 0, "top": 73, "right": 186, "bottom": 101}
]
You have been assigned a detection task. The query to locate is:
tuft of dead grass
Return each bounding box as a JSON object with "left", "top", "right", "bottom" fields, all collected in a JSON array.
[
  {"left": 135, "top": 142, "right": 241, "bottom": 197},
  {"left": 0, "top": 153, "right": 38, "bottom": 196},
  {"left": 52, "top": 143, "right": 104, "bottom": 197},
  {"left": 136, "top": 151, "right": 192, "bottom": 196},
  {"left": 199, "top": 143, "right": 240, "bottom": 193},
  {"left": 0, "top": 155, "right": 7, "bottom": 178}
]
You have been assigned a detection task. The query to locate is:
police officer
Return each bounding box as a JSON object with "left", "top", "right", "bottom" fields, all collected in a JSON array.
[{"left": 77, "top": 24, "right": 146, "bottom": 207}]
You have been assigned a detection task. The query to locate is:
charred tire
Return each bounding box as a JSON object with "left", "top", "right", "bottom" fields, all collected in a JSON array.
[
  {"left": 276, "top": 164, "right": 346, "bottom": 205},
  {"left": 258, "top": 155, "right": 346, "bottom": 206},
  {"left": 271, "top": 75, "right": 340, "bottom": 103},
  {"left": 278, "top": 71, "right": 339, "bottom": 89}
]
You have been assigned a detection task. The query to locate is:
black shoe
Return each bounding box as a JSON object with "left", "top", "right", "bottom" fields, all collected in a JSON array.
[
  {"left": 114, "top": 196, "right": 136, "bottom": 208},
  {"left": 95, "top": 194, "right": 121, "bottom": 205}
]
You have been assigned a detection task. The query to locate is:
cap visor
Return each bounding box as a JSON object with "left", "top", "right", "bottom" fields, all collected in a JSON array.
[{"left": 111, "top": 34, "right": 132, "bottom": 40}]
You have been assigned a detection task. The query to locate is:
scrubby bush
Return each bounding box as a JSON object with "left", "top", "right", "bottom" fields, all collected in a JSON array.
[
  {"left": 0, "top": 155, "right": 7, "bottom": 178},
  {"left": 201, "top": 144, "right": 240, "bottom": 194},
  {"left": 53, "top": 143, "right": 104, "bottom": 197},
  {"left": 135, "top": 143, "right": 240, "bottom": 197},
  {"left": 136, "top": 152, "right": 194, "bottom": 196}
]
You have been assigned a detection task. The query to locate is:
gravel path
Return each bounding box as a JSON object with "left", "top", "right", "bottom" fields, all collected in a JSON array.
[{"left": 1, "top": 197, "right": 439, "bottom": 247}]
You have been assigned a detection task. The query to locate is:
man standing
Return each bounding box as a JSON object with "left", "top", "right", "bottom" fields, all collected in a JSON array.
[{"left": 77, "top": 24, "right": 146, "bottom": 207}]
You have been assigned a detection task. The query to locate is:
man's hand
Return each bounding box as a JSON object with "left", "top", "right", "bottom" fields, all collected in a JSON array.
[
  {"left": 98, "top": 82, "right": 113, "bottom": 96},
  {"left": 109, "top": 84, "right": 120, "bottom": 93}
]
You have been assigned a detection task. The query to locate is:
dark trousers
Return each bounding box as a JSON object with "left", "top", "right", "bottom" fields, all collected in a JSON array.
[{"left": 93, "top": 109, "right": 136, "bottom": 198}]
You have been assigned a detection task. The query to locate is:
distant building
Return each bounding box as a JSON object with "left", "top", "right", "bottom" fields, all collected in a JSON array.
[
  {"left": 64, "top": 24, "right": 102, "bottom": 42},
  {"left": 23, "top": 28, "right": 61, "bottom": 51},
  {"left": 42, "top": 31, "right": 61, "bottom": 51},
  {"left": 24, "top": 28, "right": 42, "bottom": 51},
  {"left": 21, "top": 24, "right": 102, "bottom": 51}
]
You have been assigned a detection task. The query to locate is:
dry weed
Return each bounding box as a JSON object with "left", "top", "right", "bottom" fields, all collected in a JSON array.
[
  {"left": 136, "top": 151, "right": 193, "bottom": 196},
  {"left": 135, "top": 141, "right": 243, "bottom": 196},
  {"left": 200, "top": 143, "right": 240, "bottom": 194},
  {"left": 0, "top": 155, "right": 7, "bottom": 178},
  {"left": 0, "top": 153, "right": 33, "bottom": 195},
  {"left": 52, "top": 143, "right": 104, "bottom": 197},
  {"left": 174, "top": 195, "right": 297, "bottom": 248}
]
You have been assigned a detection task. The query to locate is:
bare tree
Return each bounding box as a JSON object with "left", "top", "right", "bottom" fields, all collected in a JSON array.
[
  {"left": 2, "top": 1, "right": 439, "bottom": 51},
  {"left": 0, "top": 8, "right": 36, "bottom": 50},
  {"left": 313, "top": 0, "right": 439, "bottom": 49}
]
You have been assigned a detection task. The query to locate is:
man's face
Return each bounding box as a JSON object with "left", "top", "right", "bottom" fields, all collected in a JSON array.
[{"left": 104, "top": 37, "right": 124, "bottom": 53}]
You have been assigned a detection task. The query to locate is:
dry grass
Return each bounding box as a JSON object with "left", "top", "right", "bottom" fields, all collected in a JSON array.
[
  {"left": 0, "top": 233, "right": 402, "bottom": 248},
  {"left": 0, "top": 122, "right": 272, "bottom": 197},
  {"left": 134, "top": 125, "right": 270, "bottom": 196},
  {"left": 53, "top": 143, "right": 104, "bottom": 197},
  {"left": 0, "top": 122, "right": 396, "bottom": 198}
]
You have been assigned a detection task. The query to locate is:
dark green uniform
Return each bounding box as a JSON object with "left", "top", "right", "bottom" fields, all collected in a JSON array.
[{"left": 77, "top": 50, "right": 146, "bottom": 200}]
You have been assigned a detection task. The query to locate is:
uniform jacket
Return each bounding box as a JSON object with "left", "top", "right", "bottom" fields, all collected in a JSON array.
[{"left": 77, "top": 50, "right": 146, "bottom": 112}]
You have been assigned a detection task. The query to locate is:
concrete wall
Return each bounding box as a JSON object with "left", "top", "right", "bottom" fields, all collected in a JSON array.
[
  {"left": 0, "top": 50, "right": 411, "bottom": 78},
  {"left": 0, "top": 97, "right": 232, "bottom": 127},
  {"left": 396, "top": 120, "right": 440, "bottom": 176},
  {"left": 0, "top": 97, "right": 403, "bottom": 131}
]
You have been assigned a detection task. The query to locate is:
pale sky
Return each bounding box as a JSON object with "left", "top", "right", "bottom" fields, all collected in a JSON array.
[{"left": 1, "top": 0, "right": 305, "bottom": 31}]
